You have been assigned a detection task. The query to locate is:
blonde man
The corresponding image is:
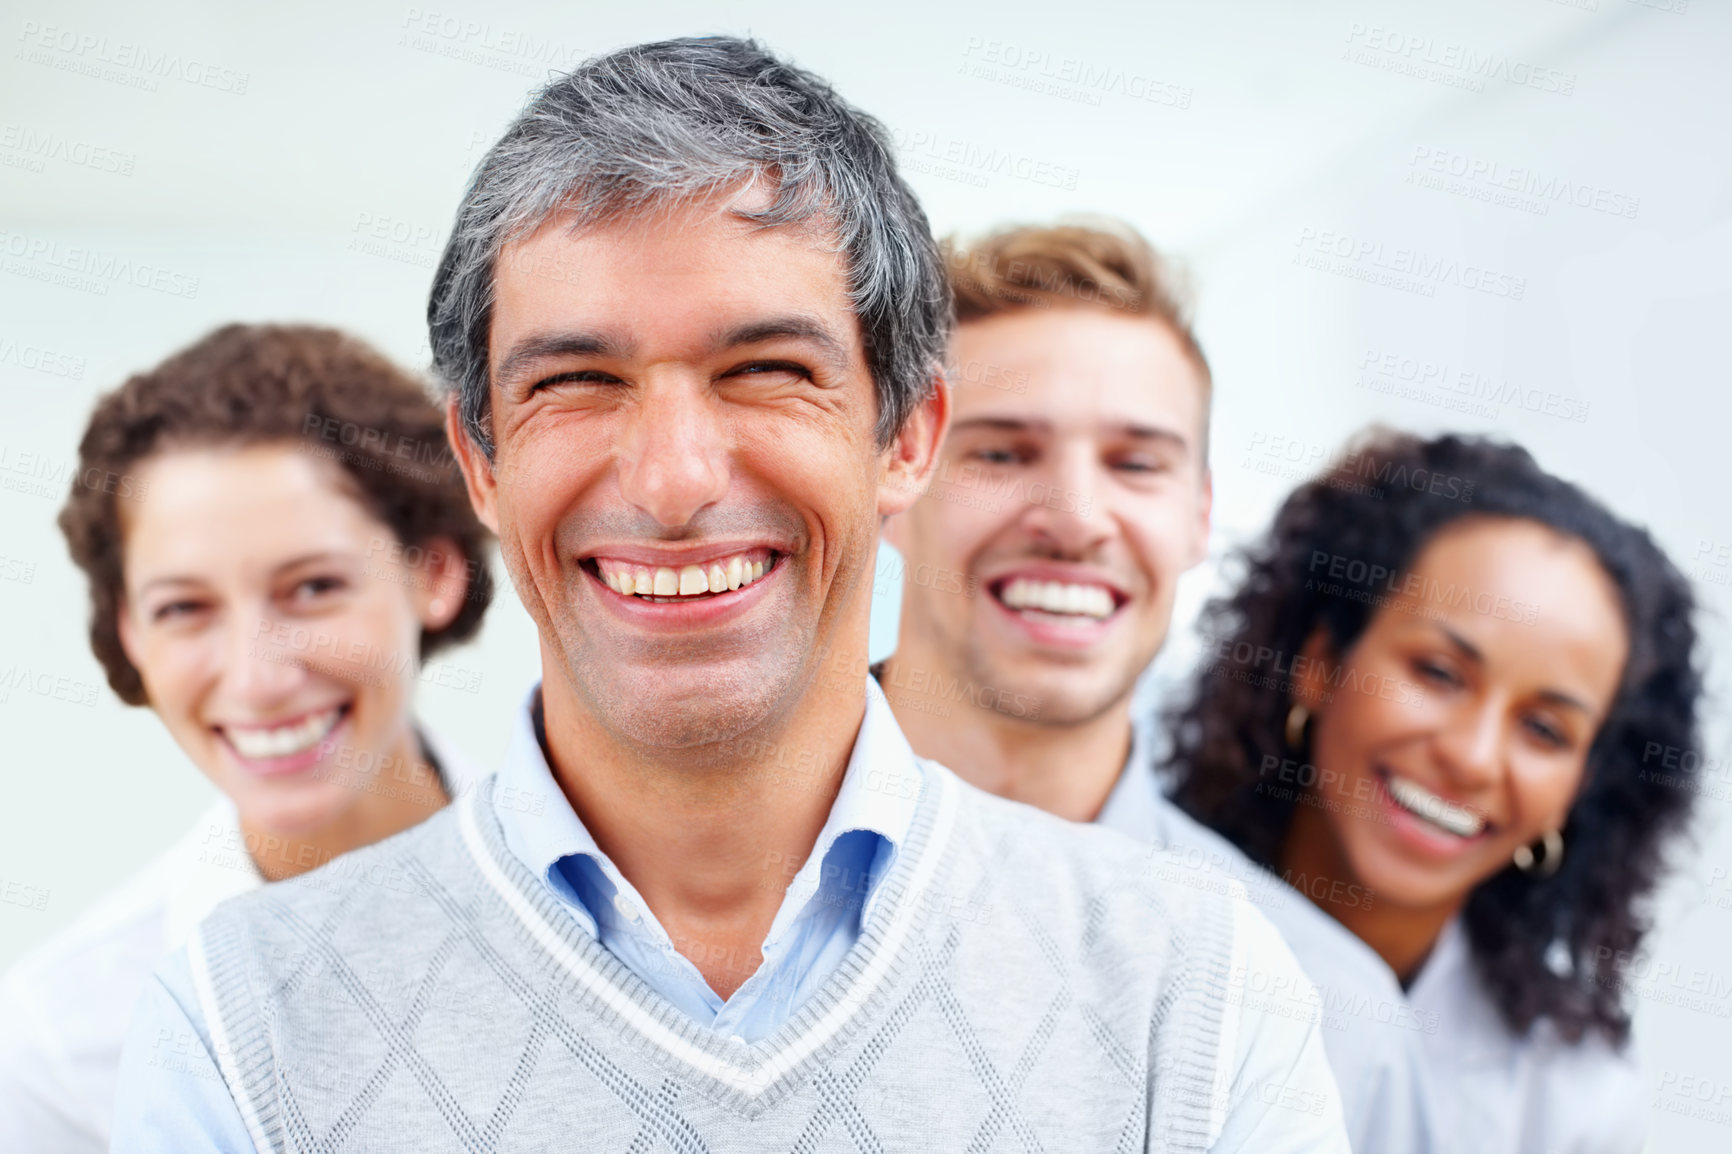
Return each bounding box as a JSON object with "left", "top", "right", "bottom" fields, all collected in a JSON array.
[{"left": 881, "top": 218, "right": 1435, "bottom": 1152}]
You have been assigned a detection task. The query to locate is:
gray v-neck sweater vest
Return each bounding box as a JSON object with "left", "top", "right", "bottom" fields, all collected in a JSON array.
[{"left": 190, "top": 766, "right": 1242, "bottom": 1152}]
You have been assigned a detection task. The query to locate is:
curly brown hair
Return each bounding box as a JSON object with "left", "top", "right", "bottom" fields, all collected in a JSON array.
[
  {"left": 1166, "top": 428, "right": 1703, "bottom": 1046},
  {"left": 58, "top": 323, "right": 495, "bottom": 706}
]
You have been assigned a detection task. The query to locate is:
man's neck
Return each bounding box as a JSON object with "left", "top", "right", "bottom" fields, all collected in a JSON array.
[
  {"left": 879, "top": 648, "right": 1133, "bottom": 824},
  {"left": 538, "top": 662, "right": 866, "bottom": 999}
]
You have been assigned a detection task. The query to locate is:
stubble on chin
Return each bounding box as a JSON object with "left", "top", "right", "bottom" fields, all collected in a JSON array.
[
  {"left": 958, "top": 634, "right": 1142, "bottom": 728},
  {"left": 554, "top": 618, "right": 817, "bottom": 762}
]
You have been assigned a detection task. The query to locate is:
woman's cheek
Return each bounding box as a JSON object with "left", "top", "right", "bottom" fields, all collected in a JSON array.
[{"left": 1510, "top": 756, "right": 1586, "bottom": 836}]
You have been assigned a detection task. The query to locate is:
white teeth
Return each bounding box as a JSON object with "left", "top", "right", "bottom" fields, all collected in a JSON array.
[
  {"left": 1385, "top": 775, "right": 1486, "bottom": 838},
  {"left": 998, "top": 578, "right": 1116, "bottom": 620},
  {"left": 225, "top": 708, "right": 342, "bottom": 760},
  {"left": 596, "top": 553, "right": 772, "bottom": 600}
]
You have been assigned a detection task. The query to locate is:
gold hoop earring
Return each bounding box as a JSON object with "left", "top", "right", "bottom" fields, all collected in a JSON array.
[
  {"left": 1285, "top": 704, "right": 1311, "bottom": 750},
  {"left": 1513, "top": 829, "right": 1565, "bottom": 878}
]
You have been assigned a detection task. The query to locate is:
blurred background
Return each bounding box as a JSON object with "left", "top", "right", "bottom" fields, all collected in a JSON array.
[{"left": 1, "top": 0, "right": 1726, "bottom": 1145}]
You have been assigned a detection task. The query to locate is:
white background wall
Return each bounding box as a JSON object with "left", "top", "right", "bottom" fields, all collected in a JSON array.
[{"left": 2, "top": 0, "right": 1727, "bottom": 1145}]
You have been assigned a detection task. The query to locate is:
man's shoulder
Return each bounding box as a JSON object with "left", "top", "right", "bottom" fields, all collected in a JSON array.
[
  {"left": 203, "top": 795, "right": 470, "bottom": 938},
  {"left": 932, "top": 762, "right": 1250, "bottom": 933}
]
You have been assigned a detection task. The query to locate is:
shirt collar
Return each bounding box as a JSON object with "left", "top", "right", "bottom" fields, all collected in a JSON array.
[
  {"left": 496, "top": 685, "right": 611, "bottom": 937},
  {"left": 774, "top": 676, "right": 921, "bottom": 932},
  {"left": 1096, "top": 713, "right": 1159, "bottom": 832},
  {"left": 163, "top": 798, "right": 263, "bottom": 952},
  {"left": 495, "top": 679, "right": 924, "bottom": 940}
]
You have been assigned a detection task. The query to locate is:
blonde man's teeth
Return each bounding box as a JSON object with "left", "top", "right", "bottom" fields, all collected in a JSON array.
[
  {"left": 1386, "top": 775, "right": 1486, "bottom": 837},
  {"left": 999, "top": 578, "right": 1115, "bottom": 619},
  {"left": 599, "top": 553, "right": 768, "bottom": 598}
]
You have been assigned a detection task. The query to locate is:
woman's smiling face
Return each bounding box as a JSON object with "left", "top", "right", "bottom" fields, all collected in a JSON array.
[
  {"left": 1297, "top": 516, "right": 1629, "bottom": 915},
  {"left": 117, "top": 444, "right": 463, "bottom": 839}
]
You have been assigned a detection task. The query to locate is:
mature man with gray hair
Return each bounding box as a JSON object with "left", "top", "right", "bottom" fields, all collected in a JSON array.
[{"left": 111, "top": 37, "right": 1347, "bottom": 1151}]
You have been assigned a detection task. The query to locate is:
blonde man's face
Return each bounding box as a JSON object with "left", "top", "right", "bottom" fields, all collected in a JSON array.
[{"left": 886, "top": 306, "right": 1211, "bottom": 725}]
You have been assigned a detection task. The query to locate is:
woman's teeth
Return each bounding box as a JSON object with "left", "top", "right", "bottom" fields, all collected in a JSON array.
[
  {"left": 999, "top": 578, "right": 1115, "bottom": 620},
  {"left": 1385, "top": 774, "right": 1486, "bottom": 838},
  {"left": 597, "top": 552, "right": 767, "bottom": 599},
  {"left": 224, "top": 708, "right": 343, "bottom": 760}
]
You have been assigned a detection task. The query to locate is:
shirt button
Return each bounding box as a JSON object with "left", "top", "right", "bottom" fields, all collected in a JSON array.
[
  {"left": 612, "top": 893, "right": 641, "bottom": 923},
  {"left": 729, "top": 1034, "right": 748, "bottom": 1048}
]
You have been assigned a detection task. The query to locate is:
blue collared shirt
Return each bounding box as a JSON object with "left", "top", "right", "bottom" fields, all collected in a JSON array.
[
  {"left": 108, "top": 681, "right": 923, "bottom": 1150},
  {"left": 493, "top": 684, "right": 912, "bottom": 1042}
]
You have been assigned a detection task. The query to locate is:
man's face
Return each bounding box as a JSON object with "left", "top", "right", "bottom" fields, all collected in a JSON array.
[
  {"left": 454, "top": 191, "right": 938, "bottom": 751},
  {"left": 886, "top": 306, "right": 1210, "bottom": 725}
]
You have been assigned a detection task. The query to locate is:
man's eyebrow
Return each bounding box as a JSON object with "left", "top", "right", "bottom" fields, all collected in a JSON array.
[
  {"left": 947, "top": 416, "right": 1192, "bottom": 448},
  {"left": 1114, "top": 422, "right": 1190, "bottom": 446},
  {"left": 494, "top": 331, "right": 634, "bottom": 387},
  {"left": 712, "top": 316, "right": 852, "bottom": 375},
  {"left": 949, "top": 416, "right": 1049, "bottom": 435}
]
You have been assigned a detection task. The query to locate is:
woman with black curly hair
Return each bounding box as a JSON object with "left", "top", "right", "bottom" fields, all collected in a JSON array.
[{"left": 1166, "top": 427, "right": 1703, "bottom": 1152}]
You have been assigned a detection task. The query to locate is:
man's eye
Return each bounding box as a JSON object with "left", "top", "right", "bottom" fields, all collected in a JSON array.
[
  {"left": 969, "top": 446, "right": 1024, "bottom": 465},
  {"left": 530, "top": 370, "right": 621, "bottom": 392},
  {"left": 1112, "top": 457, "right": 1168, "bottom": 474},
  {"left": 290, "top": 576, "right": 346, "bottom": 602},
  {"left": 727, "top": 361, "right": 811, "bottom": 381}
]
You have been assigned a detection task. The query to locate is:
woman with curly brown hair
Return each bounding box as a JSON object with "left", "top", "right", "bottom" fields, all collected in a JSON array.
[
  {"left": 0, "top": 324, "right": 495, "bottom": 1153},
  {"left": 1166, "top": 427, "right": 1704, "bottom": 1152}
]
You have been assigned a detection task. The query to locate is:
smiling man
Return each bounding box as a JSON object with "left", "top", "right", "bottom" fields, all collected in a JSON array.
[
  {"left": 880, "top": 221, "right": 1435, "bottom": 1151},
  {"left": 881, "top": 222, "right": 1214, "bottom": 817},
  {"left": 110, "top": 40, "right": 1345, "bottom": 1151}
]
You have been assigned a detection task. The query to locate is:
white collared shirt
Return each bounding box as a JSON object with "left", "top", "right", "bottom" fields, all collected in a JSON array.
[
  {"left": 0, "top": 800, "right": 262, "bottom": 1153},
  {"left": 1408, "top": 916, "right": 1648, "bottom": 1153},
  {"left": 1097, "top": 723, "right": 1439, "bottom": 1154},
  {"left": 0, "top": 727, "right": 475, "bottom": 1154}
]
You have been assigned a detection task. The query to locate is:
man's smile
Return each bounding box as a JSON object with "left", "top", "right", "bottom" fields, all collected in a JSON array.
[{"left": 592, "top": 548, "right": 777, "bottom": 602}]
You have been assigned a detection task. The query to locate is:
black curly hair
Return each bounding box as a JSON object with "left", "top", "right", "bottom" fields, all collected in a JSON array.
[{"left": 1166, "top": 427, "right": 1703, "bottom": 1045}]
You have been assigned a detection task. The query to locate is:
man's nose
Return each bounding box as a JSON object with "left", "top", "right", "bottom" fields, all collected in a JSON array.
[
  {"left": 1020, "top": 446, "right": 1113, "bottom": 556},
  {"left": 615, "top": 376, "right": 732, "bottom": 527}
]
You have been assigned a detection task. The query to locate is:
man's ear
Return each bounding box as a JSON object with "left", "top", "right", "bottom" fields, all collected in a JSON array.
[
  {"left": 882, "top": 502, "right": 910, "bottom": 553},
  {"left": 878, "top": 374, "right": 950, "bottom": 519},
  {"left": 1188, "top": 466, "right": 1214, "bottom": 570},
  {"left": 446, "top": 396, "right": 498, "bottom": 534}
]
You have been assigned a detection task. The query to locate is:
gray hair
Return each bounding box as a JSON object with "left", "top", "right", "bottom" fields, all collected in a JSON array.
[{"left": 429, "top": 36, "right": 950, "bottom": 455}]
